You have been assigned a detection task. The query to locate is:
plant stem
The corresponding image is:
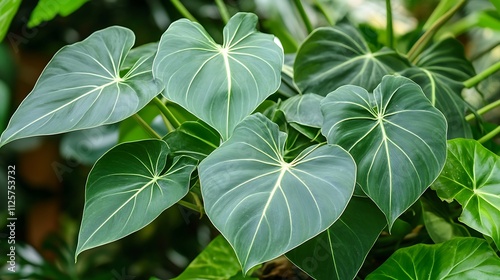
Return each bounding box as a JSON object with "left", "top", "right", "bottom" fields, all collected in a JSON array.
[
  {"left": 132, "top": 114, "right": 162, "bottom": 139},
  {"left": 463, "top": 61, "right": 500, "bottom": 88},
  {"left": 152, "top": 97, "right": 178, "bottom": 131},
  {"left": 312, "top": 0, "right": 333, "bottom": 26},
  {"left": 178, "top": 199, "right": 204, "bottom": 214},
  {"left": 466, "top": 99, "right": 500, "bottom": 121},
  {"left": 478, "top": 126, "right": 500, "bottom": 143},
  {"left": 386, "top": 0, "right": 394, "bottom": 49},
  {"left": 293, "top": 0, "right": 313, "bottom": 33},
  {"left": 407, "top": 0, "right": 466, "bottom": 63},
  {"left": 171, "top": 0, "right": 197, "bottom": 22},
  {"left": 215, "top": 0, "right": 230, "bottom": 24}
]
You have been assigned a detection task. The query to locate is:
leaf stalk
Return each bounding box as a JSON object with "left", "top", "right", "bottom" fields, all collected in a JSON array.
[
  {"left": 293, "top": 0, "right": 314, "bottom": 33},
  {"left": 132, "top": 114, "right": 162, "bottom": 139},
  {"left": 171, "top": 0, "right": 198, "bottom": 22},
  {"left": 215, "top": 0, "right": 230, "bottom": 24}
]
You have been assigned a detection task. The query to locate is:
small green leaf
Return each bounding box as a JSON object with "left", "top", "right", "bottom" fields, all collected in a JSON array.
[
  {"left": 294, "top": 24, "right": 409, "bottom": 95},
  {"left": 0, "top": 26, "right": 164, "bottom": 147},
  {"left": 280, "top": 93, "right": 323, "bottom": 128},
  {"left": 153, "top": 12, "right": 284, "bottom": 140},
  {"left": 76, "top": 139, "right": 197, "bottom": 258},
  {"left": 321, "top": 75, "right": 447, "bottom": 228},
  {"left": 164, "top": 120, "right": 220, "bottom": 161},
  {"left": 287, "top": 197, "right": 386, "bottom": 280},
  {"left": 400, "top": 39, "right": 475, "bottom": 138},
  {"left": 28, "top": 0, "right": 89, "bottom": 28},
  {"left": 173, "top": 235, "right": 248, "bottom": 280},
  {"left": 199, "top": 113, "right": 356, "bottom": 273},
  {"left": 367, "top": 237, "right": 500, "bottom": 279},
  {"left": 432, "top": 139, "right": 500, "bottom": 250},
  {"left": 0, "top": 0, "right": 21, "bottom": 41}
]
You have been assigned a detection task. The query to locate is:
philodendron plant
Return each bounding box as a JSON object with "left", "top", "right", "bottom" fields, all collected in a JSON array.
[{"left": 2, "top": 0, "right": 500, "bottom": 279}]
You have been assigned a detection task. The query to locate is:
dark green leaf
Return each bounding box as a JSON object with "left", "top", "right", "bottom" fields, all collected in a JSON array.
[
  {"left": 287, "top": 197, "right": 386, "bottom": 280},
  {"left": 432, "top": 139, "right": 500, "bottom": 250},
  {"left": 153, "top": 12, "right": 284, "bottom": 140},
  {"left": 76, "top": 139, "right": 197, "bottom": 258},
  {"left": 294, "top": 24, "right": 409, "bottom": 95},
  {"left": 367, "top": 238, "right": 500, "bottom": 279},
  {"left": 164, "top": 121, "right": 219, "bottom": 161},
  {"left": 0, "top": 80, "right": 9, "bottom": 131},
  {"left": 280, "top": 93, "right": 323, "bottom": 128},
  {"left": 199, "top": 113, "right": 356, "bottom": 273},
  {"left": 321, "top": 75, "right": 447, "bottom": 227}
]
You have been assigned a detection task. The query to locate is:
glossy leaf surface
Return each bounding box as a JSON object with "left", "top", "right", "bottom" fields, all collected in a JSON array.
[
  {"left": 199, "top": 113, "right": 356, "bottom": 272},
  {"left": 432, "top": 139, "right": 500, "bottom": 250},
  {"left": 153, "top": 12, "right": 283, "bottom": 140},
  {"left": 280, "top": 93, "right": 323, "bottom": 128},
  {"left": 76, "top": 139, "right": 197, "bottom": 258},
  {"left": 321, "top": 75, "right": 447, "bottom": 227},
  {"left": 0, "top": 26, "right": 163, "bottom": 147},
  {"left": 401, "top": 39, "right": 475, "bottom": 138},
  {"left": 367, "top": 237, "right": 500, "bottom": 279},
  {"left": 164, "top": 121, "right": 219, "bottom": 161},
  {"left": 294, "top": 24, "right": 409, "bottom": 95},
  {"left": 287, "top": 197, "right": 386, "bottom": 280}
]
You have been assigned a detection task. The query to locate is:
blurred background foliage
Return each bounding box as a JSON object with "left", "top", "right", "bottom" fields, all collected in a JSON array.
[{"left": 0, "top": 0, "right": 500, "bottom": 279}]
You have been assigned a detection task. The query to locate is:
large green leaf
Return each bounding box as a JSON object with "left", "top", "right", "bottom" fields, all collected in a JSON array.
[
  {"left": 287, "top": 197, "right": 386, "bottom": 280},
  {"left": 28, "top": 0, "right": 89, "bottom": 28},
  {"left": 321, "top": 75, "right": 447, "bottom": 227},
  {"left": 400, "top": 39, "right": 475, "bottom": 138},
  {"left": 432, "top": 139, "right": 500, "bottom": 250},
  {"left": 294, "top": 24, "right": 409, "bottom": 95},
  {"left": 367, "top": 237, "right": 500, "bottom": 279},
  {"left": 173, "top": 235, "right": 255, "bottom": 280},
  {"left": 0, "top": 0, "right": 21, "bottom": 41},
  {"left": 153, "top": 12, "right": 284, "bottom": 140},
  {"left": 0, "top": 26, "right": 163, "bottom": 147},
  {"left": 76, "top": 139, "right": 197, "bottom": 258},
  {"left": 199, "top": 113, "right": 356, "bottom": 273}
]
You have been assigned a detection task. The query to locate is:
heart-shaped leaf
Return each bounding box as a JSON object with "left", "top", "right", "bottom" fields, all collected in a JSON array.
[
  {"left": 153, "top": 12, "right": 284, "bottom": 140},
  {"left": 0, "top": 26, "right": 163, "bottom": 147},
  {"left": 400, "top": 39, "right": 475, "bottom": 138},
  {"left": 432, "top": 139, "right": 500, "bottom": 250},
  {"left": 367, "top": 237, "right": 500, "bottom": 279},
  {"left": 76, "top": 139, "right": 197, "bottom": 258},
  {"left": 321, "top": 75, "right": 447, "bottom": 227},
  {"left": 287, "top": 197, "right": 386, "bottom": 280},
  {"left": 294, "top": 24, "right": 409, "bottom": 95},
  {"left": 199, "top": 113, "right": 356, "bottom": 273}
]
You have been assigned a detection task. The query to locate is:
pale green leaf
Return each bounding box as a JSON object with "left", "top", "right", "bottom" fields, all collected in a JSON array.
[
  {"left": 0, "top": 0, "right": 21, "bottom": 41},
  {"left": 28, "top": 0, "right": 89, "bottom": 28}
]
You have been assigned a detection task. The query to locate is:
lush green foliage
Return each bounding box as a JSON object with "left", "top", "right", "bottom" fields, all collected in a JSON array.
[{"left": 2, "top": 0, "right": 500, "bottom": 279}]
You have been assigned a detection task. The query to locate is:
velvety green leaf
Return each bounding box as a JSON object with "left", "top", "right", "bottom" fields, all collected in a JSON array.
[
  {"left": 0, "top": 0, "right": 21, "bottom": 41},
  {"left": 280, "top": 93, "right": 323, "bottom": 128},
  {"left": 400, "top": 39, "right": 475, "bottom": 138},
  {"left": 0, "top": 26, "right": 163, "bottom": 147},
  {"left": 164, "top": 121, "right": 220, "bottom": 161},
  {"left": 76, "top": 139, "right": 197, "bottom": 258},
  {"left": 173, "top": 235, "right": 246, "bottom": 280},
  {"left": 432, "top": 139, "right": 500, "bottom": 250},
  {"left": 367, "top": 237, "right": 500, "bottom": 279},
  {"left": 60, "top": 125, "right": 118, "bottom": 165},
  {"left": 28, "top": 0, "right": 89, "bottom": 28},
  {"left": 153, "top": 12, "right": 284, "bottom": 140},
  {"left": 287, "top": 197, "right": 386, "bottom": 280},
  {"left": 294, "top": 24, "right": 409, "bottom": 95},
  {"left": 321, "top": 75, "right": 447, "bottom": 227},
  {"left": 421, "top": 196, "right": 470, "bottom": 244},
  {"left": 199, "top": 113, "right": 356, "bottom": 273}
]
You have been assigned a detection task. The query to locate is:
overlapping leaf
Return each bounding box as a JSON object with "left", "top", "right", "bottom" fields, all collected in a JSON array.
[
  {"left": 280, "top": 93, "right": 323, "bottom": 128},
  {"left": 367, "top": 238, "right": 500, "bottom": 279},
  {"left": 164, "top": 121, "right": 220, "bottom": 161},
  {"left": 287, "top": 197, "right": 386, "bottom": 280},
  {"left": 199, "top": 113, "right": 356, "bottom": 272},
  {"left": 0, "top": 26, "right": 163, "bottom": 147},
  {"left": 153, "top": 12, "right": 283, "bottom": 140},
  {"left": 294, "top": 24, "right": 409, "bottom": 95},
  {"left": 401, "top": 39, "right": 475, "bottom": 138},
  {"left": 321, "top": 75, "right": 447, "bottom": 227},
  {"left": 76, "top": 139, "right": 197, "bottom": 258},
  {"left": 432, "top": 139, "right": 500, "bottom": 250}
]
